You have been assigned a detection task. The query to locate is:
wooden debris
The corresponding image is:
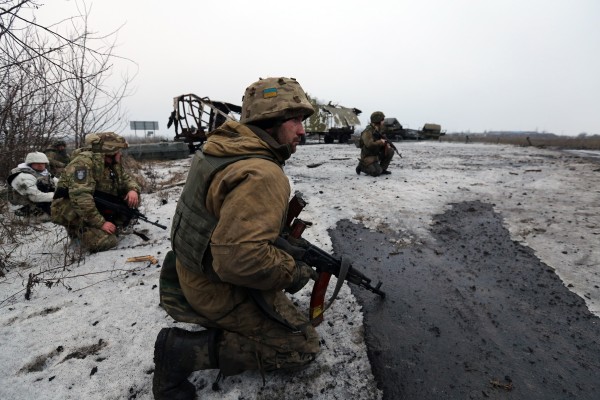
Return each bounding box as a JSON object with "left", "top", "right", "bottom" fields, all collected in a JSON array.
[{"left": 126, "top": 255, "right": 158, "bottom": 264}]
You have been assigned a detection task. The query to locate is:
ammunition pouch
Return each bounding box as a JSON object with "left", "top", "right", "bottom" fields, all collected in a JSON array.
[{"left": 159, "top": 250, "right": 207, "bottom": 325}]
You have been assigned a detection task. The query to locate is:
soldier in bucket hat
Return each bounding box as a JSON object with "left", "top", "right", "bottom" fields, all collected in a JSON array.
[
  {"left": 43, "top": 139, "right": 71, "bottom": 177},
  {"left": 153, "top": 77, "right": 320, "bottom": 399},
  {"left": 51, "top": 132, "right": 140, "bottom": 252}
]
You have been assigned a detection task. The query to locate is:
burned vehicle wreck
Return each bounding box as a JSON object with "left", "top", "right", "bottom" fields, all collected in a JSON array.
[{"left": 167, "top": 94, "right": 241, "bottom": 153}]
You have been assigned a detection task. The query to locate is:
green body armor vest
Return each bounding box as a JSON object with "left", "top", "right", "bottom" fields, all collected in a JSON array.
[{"left": 171, "top": 151, "right": 276, "bottom": 280}]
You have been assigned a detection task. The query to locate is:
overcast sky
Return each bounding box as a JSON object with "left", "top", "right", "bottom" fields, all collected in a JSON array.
[{"left": 34, "top": 0, "right": 600, "bottom": 136}]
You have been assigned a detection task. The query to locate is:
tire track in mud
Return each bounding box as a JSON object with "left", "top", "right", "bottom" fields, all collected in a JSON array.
[{"left": 330, "top": 201, "right": 600, "bottom": 400}]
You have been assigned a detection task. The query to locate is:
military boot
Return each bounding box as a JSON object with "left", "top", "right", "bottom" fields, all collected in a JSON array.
[{"left": 152, "top": 327, "right": 220, "bottom": 400}]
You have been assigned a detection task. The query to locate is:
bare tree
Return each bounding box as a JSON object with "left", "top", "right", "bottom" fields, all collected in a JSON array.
[{"left": 0, "top": 0, "right": 135, "bottom": 177}]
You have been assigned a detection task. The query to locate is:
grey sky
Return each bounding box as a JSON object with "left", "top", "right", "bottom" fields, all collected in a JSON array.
[{"left": 35, "top": 0, "right": 600, "bottom": 136}]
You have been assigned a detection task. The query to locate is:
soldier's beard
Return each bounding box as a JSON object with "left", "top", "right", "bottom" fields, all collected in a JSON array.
[{"left": 104, "top": 155, "right": 117, "bottom": 166}]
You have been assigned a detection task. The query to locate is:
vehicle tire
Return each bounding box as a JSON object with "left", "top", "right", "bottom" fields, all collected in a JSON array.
[{"left": 324, "top": 135, "right": 334, "bottom": 144}]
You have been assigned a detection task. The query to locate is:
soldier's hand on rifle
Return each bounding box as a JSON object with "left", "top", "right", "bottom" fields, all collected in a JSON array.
[
  {"left": 101, "top": 221, "right": 117, "bottom": 235},
  {"left": 285, "top": 261, "right": 318, "bottom": 294},
  {"left": 124, "top": 190, "right": 139, "bottom": 208},
  {"left": 286, "top": 235, "right": 311, "bottom": 249}
]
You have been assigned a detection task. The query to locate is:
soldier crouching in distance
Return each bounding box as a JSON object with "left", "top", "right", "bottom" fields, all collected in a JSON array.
[{"left": 356, "top": 111, "right": 394, "bottom": 176}]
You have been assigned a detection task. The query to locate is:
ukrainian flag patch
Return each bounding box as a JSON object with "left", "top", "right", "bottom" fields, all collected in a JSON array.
[{"left": 263, "top": 88, "right": 278, "bottom": 98}]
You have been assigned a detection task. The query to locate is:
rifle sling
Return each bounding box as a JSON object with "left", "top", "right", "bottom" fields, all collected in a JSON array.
[{"left": 321, "top": 255, "right": 350, "bottom": 316}]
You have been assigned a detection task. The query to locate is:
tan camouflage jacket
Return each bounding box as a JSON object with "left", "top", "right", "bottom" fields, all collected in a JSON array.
[
  {"left": 53, "top": 151, "right": 140, "bottom": 229},
  {"left": 360, "top": 123, "right": 386, "bottom": 165},
  {"left": 175, "top": 120, "right": 297, "bottom": 320}
]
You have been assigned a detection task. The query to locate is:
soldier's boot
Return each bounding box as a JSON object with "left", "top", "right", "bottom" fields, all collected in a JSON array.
[{"left": 152, "top": 327, "right": 220, "bottom": 400}]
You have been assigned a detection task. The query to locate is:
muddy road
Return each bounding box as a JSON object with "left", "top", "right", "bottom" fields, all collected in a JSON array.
[{"left": 331, "top": 201, "right": 600, "bottom": 400}]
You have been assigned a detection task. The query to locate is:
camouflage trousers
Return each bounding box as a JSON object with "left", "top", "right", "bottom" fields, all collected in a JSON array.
[
  {"left": 358, "top": 148, "right": 394, "bottom": 177},
  {"left": 51, "top": 198, "right": 127, "bottom": 253},
  {"left": 175, "top": 260, "right": 320, "bottom": 376},
  {"left": 67, "top": 226, "right": 118, "bottom": 253}
]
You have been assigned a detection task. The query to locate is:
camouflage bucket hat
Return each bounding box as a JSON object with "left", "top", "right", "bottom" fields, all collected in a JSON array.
[
  {"left": 85, "top": 132, "right": 128, "bottom": 154},
  {"left": 370, "top": 111, "right": 385, "bottom": 123},
  {"left": 241, "top": 77, "right": 315, "bottom": 124}
]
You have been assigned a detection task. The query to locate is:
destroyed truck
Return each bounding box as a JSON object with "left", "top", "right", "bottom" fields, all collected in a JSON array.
[
  {"left": 382, "top": 118, "right": 445, "bottom": 141},
  {"left": 167, "top": 94, "right": 241, "bottom": 153},
  {"left": 305, "top": 102, "right": 362, "bottom": 144},
  {"left": 421, "top": 123, "right": 445, "bottom": 140}
]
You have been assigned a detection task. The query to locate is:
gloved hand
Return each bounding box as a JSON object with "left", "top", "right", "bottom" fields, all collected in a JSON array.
[
  {"left": 285, "top": 261, "right": 318, "bottom": 294},
  {"left": 286, "top": 235, "right": 310, "bottom": 249}
]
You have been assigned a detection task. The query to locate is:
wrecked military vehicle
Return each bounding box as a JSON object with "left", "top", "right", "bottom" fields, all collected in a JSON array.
[
  {"left": 167, "top": 94, "right": 241, "bottom": 153},
  {"left": 305, "top": 102, "right": 362, "bottom": 144},
  {"left": 166, "top": 94, "right": 364, "bottom": 149},
  {"left": 382, "top": 118, "right": 445, "bottom": 141},
  {"left": 421, "top": 123, "right": 445, "bottom": 140}
]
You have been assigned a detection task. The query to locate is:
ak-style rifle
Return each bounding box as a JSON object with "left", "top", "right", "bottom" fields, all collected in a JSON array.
[
  {"left": 374, "top": 131, "right": 402, "bottom": 158},
  {"left": 277, "top": 193, "right": 385, "bottom": 326},
  {"left": 93, "top": 191, "right": 167, "bottom": 230}
]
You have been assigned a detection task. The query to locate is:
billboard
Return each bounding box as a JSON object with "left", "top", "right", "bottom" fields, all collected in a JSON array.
[{"left": 130, "top": 121, "right": 159, "bottom": 130}]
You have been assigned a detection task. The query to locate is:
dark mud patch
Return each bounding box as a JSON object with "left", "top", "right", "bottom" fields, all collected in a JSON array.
[{"left": 330, "top": 201, "right": 600, "bottom": 400}]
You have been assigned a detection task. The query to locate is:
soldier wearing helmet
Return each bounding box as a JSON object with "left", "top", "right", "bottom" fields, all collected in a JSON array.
[
  {"left": 51, "top": 132, "right": 141, "bottom": 253},
  {"left": 43, "top": 139, "right": 71, "bottom": 177},
  {"left": 355, "top": 111, "right": 394, "bottom": 176},
  {"left": 153, "top": 77, "right": 319, "bottom": 399},
  {"left": 6, "top": 152, "right": 58, "bottom": 218}
]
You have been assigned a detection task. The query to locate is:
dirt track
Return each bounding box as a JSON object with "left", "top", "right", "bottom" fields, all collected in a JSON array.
[{"left": 331, "top": 201, "right": 600, "bottom": 400}]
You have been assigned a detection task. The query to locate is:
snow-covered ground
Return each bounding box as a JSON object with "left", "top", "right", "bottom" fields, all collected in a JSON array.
[{"left": 1, "top": 141, "right": 599, "bottom": 399}]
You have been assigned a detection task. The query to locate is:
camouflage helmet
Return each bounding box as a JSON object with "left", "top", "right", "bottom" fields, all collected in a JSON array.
[
  {"left": 85, "top": 132, "right": 128, "bottom": 154},
  {"left": 52, "top": 139, "right": 67, "bottom": 147},
  {"left": 241, "top": 77, "right": 314, "bottom": 124},
  {"left": 370, "top": 111, "right": 385, "bottom": 124},
  {"left": 25, "top": 151, "right": 49, "bottom": 164}
]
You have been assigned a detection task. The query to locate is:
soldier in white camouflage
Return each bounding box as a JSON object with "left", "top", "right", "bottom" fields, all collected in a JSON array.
[
  {"left": 356, "top": 111, "right": 394, "bottom": 176},
  {"left": 7, "top": 152, "right": 58, "bottom": 217},
  {"left": 50, "top": 132, "right": 140, "bottom": 252},
  {"left": 153, "top": 77, "right": 320, "bottom": 399}
]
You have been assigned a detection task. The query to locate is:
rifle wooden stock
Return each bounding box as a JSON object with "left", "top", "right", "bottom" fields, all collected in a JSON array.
[{"left": 283, "top": 193, "right": 385, "bottom": 326}]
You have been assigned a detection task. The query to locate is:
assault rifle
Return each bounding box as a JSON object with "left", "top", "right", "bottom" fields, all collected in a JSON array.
[
  {"left": 374, "top": 131, "right": 402, "bottom": 158},
  {"left": 278, "top": 193, "right": 385, "bottom": 326},
  {"left": 93, "top": 191, "right": 167, "bottom": 230}
]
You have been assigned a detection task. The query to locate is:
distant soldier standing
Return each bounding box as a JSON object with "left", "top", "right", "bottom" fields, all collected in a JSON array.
[
  {"left": 356, "top": 111, "right": 394, "bottom": 176},
  {"left": 44, "top": 139, "right": 71, "bottom": 177},
  {"left": 51, "top": 132, "right": 140, "bottom": 252}
]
